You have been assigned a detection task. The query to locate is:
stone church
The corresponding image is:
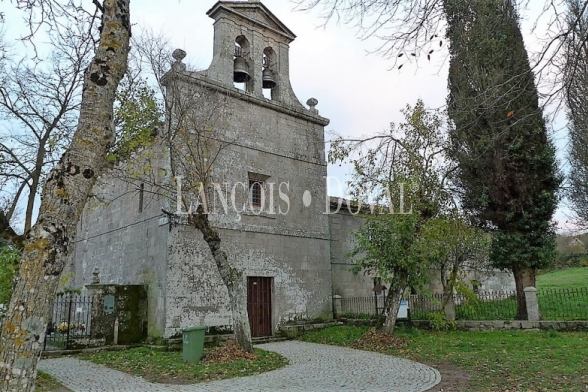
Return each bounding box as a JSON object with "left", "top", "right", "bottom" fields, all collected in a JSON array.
[{"left": 67, "top": 0, "right": 513, "bottom": 339}]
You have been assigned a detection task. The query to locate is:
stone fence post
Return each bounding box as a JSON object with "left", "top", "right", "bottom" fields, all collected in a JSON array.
[
  {"left": 524, "top": 286, "right": 540, "bottom": 322},
  {"left": 333, "top": 295, "right": 342, "bottom": 319}
]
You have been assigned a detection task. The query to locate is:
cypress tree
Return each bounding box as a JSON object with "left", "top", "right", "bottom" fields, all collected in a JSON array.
[{"left": 445, "top": 0, "right": 561, "bottom": 319}]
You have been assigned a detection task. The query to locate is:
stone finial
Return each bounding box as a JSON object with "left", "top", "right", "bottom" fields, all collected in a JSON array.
[
  {"left": 92, "top": 267, "right": 100, "bottom": 284},
  {"left": 306, "top": 98, "right": 319, "bottom": 114},
  {"left": 172, "top": 49, "right": 187, "bottom": 72}
]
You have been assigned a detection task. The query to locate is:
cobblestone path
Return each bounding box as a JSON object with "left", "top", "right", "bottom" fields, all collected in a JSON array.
[{"left": 39, "top": 341, "right": 441, "bottom": 391}]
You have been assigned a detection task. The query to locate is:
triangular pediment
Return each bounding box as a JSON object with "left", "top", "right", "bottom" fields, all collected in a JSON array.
[{"left": 207, "top": 1, "right": 296, "bottom": 42}]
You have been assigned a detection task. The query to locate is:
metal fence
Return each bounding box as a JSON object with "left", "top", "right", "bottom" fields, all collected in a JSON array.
[
  {"left": 340, "top": 287, "right": 588, "bottom": 321},
  {"left": 44, "top": 294, "right": 93, "bottom": 351},
  {"left": 409, "top": 290, "right": 522, "bottom": 321},
  {"left": 538, "top": 287, "right": 588, "bottom": 321},
  {"left": 341, "top": 295, "right": 386, "bottom": 318}
]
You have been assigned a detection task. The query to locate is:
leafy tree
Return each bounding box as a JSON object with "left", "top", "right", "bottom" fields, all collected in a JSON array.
[
  {"left": 446, "top": 0, "right": 562, "bottom": 319},
  {"left": 423, "top": 216, "right": 490, "bottom": 320},
  {"left": 109, "top": 76, "right": 164, "bottom": 162},
  {"left": 333, "top": 101, "right": 488, "bottom": 332},
  {"left": 350, "top": 212, "right": 435, "bottom": 333},
  {"left": 0, "top": 242, "right": 20, "bottom": 311}
]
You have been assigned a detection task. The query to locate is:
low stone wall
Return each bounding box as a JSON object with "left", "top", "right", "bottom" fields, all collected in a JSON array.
[
  {"left": 279, "top": 321, "right": 341, "bottom": 338},
  {"left": 412, "top": 319, "right": 588, "bottom": 332}
]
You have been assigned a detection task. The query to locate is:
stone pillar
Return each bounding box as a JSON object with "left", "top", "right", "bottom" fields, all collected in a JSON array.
[
  {"left": 332, "top": 295, "right": 342, "bottom": 319},
  {"left": 524, "top": 286, "right": 540, "bottom": 322}
]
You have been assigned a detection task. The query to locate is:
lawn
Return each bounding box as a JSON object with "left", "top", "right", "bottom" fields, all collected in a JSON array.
[
  {"left": 299, "top": 325, "right": 588, "bottom": 391},
  {"left": 537, "top": 267, "right": 588, "bottom": 289},
  {"left": 77, "top": 346, "right": 288, "bottom": 384},
  {"left": 36, "top": 371, "right": 70, "bottom": 392}
]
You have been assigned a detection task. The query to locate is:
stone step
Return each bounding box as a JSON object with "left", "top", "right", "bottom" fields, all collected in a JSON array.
[{"left": 252, "top": 336, "right": 290, "bottom": 345}]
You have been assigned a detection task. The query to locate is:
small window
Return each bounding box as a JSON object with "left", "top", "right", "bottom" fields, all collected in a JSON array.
[
  {"left": 249, "top": 179, "right": 263, "bottom": 208},
  {"left": 248, "top": 172, "right": 270, "bottom": 210}
]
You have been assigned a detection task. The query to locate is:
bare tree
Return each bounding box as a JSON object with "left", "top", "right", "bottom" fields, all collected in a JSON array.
[
  {"left": 163, "top": 71, "right": 253, "bottom": 350},
  {"left": 0, "top": 19, "right": 93, "bottom": 237},
  {"left": 106, "top": 30, "right": 254, "bottom": 351},
  {"left": 0, "top": 0, "right": 130, "bottom": 389},
  {"left": 564, "top": 0, "right": 588, "bottom": 228},
  {"left": 296, "top": 0, "right": 588, "bottom": 110},
  {"left": 294, "top": 0, "right": 446, "bottom": 63}
]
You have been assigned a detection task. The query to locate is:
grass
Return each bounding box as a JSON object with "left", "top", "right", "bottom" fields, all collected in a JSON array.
[
  {"left": 537, "top": 267, "right": 588, "bottom": 289},
  {"left": 77, "top": 346, "right": 288, "bottom": 384},
  {"left": 36, "top": 371, "right": 70, "bottom": 392},
  {"left": 299, "top": 325, "right": 588, "bottom": 391}
]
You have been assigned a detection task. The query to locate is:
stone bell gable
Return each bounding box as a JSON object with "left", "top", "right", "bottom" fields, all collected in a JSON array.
[{"left": 198, "top": 0, "right": 304, "bottom": 107}]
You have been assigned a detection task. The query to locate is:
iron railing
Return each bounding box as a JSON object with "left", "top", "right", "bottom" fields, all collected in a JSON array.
[
  {"left": 339, "top": 287, "right": 588, "bottom": 321},
  {"left": 409, "top": 290, "right": 522, "bottom": 321},
  {"left": 44, "top": 294, "right": 93, "bottom": 351},
  {"left": 538, "top": 287, "right": 588, "bottom": 321}
]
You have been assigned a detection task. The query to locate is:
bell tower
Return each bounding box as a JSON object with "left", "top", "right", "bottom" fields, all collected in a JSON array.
[{"left": 204, "top": 0, "right": 302, "bottom": 107}]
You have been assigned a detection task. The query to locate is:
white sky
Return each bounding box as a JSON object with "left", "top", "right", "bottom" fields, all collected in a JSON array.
[{"left": 1, "top": 0, "right": 575, "bottom": 231}]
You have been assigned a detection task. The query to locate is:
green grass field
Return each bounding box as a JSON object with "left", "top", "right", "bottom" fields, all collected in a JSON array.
[
  {"left": 537, "top": 267, "right": 588, "bottom": 289},
  {"left": 299, "top": 325, "right": 588, "bottom": 391}
]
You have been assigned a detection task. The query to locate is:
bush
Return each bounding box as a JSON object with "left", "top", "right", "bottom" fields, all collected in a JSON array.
[
  {"left": 428, "top": 311, "right": 457, "bottom": 331},
  {"left": 0, "top": 244, "right": 20, "bottom": 312}
]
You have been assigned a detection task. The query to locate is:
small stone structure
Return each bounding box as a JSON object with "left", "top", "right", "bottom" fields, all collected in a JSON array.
[{"left": 85, "top": 284, "right": 147, "bottom": 345}]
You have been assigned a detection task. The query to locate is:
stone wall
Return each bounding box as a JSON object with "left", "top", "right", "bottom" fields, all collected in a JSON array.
[
  {"left": 165, "top": 208, "right": 332, "bottom": 338},
  {"left": 411, "top": 319, "right": 588, "bottom": 332},
  {"left": 328, "top": 202, "right": 516, "bottom": 297},
  {"left": 68, "top": 161, "right": 170, "bottom": 338},
  {"left": 328, "top": 206, "right": 374, "bottom": 297},
  {"left": 160, "top": 24, "right": 332, "bottom": 336}
]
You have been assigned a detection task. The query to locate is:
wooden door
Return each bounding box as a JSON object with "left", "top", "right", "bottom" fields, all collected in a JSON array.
[{"left": 247, "top": 277, "right": 273, "bottom": 337}]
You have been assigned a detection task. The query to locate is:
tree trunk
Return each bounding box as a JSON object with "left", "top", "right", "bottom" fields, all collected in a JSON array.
[
  {"left": 190, "top": 211, "right": 253, "bottom": 352},
  {"left": 0, "top": 211, "right": 22, "bottom": 248},
  {"left": 379, "top": 284, "right": 406, "bottom": 335},
  {"left": 513, "top": 266, "right": 536, "bottom": 320},
  {"left": 441, "top": 256, "right": 460, "bottom": 322},
  {"left": 24, "top": 168, "right": 41, "bottom": 234},
  {"left": 0, "top": 1, "right": 130, "bottom": 390}
]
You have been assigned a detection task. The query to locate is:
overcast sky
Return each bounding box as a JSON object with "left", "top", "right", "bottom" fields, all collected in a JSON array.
[
  {"left": 2, "top": 0, "right": 574, "bottom": 231},
  {"left": 137, "top": 0, "right": 574, "bottom": 231}
]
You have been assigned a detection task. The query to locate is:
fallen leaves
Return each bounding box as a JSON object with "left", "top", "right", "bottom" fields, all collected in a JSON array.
[
  {"left": 202, "top": 343, "right": 257, "bottom": 363},
  {"left": 350, "top": 329, "right": 407, "bottom": 353}
]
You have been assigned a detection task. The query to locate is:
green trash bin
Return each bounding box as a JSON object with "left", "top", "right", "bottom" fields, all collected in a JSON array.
[{"left": 182, "top": 326, "right": 207, "bottom": 362}]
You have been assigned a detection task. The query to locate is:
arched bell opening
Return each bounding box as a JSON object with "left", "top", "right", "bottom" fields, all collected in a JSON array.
[
  {"left": 234, "top": 35, "right": 252, "bottom": 91},
  {"left": 262, "top": 47, "right": 277, "bottom": 99}
]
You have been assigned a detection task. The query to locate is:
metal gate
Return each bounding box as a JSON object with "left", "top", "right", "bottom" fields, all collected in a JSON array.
[
  {"left": 247, "top": 277, "right": 273, "bottom": 337},
  {"left": 44, "top": 294, "right": 93, "bottom": 351}
]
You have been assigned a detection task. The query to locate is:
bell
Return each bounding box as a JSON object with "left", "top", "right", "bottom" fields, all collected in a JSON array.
[
  {"left": 262, "top": 68, "right": 276, "bottom": 89},
  {"left": 233, "top": 57, "right": 250, "bottom": 83}
]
